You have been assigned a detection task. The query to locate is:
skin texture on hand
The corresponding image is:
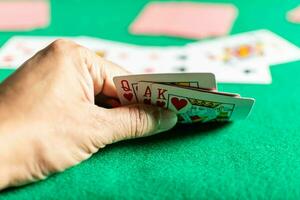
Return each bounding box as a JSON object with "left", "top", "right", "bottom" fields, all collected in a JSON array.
[{"left": 0, "top": 39, "right": 177, "bottom": 190}]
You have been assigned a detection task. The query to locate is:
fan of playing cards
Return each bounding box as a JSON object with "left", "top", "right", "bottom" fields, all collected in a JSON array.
[{"left": 113, "top": 73, "right": 255, "bottom": 124}]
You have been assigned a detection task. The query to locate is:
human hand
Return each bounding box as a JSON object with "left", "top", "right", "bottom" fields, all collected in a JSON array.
[{"left": 0, "top": 39, "right": 177, "bottom": 190}]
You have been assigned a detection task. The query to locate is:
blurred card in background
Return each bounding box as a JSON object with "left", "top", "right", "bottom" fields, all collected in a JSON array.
[
  {"left": 75, "top": 37, "right": 186, "bottom": 74},
  {"left": 129, "top": 2, "right": 237, "bottom": 39},
  {"left": 0, "top": 36, "right": 80, "bottom": 68},
  {"left": 287, "top": 5, "right": 300, "bottom": 24},
  {"left": 0, "top": 36, "right": 185, "bottom": 74},
  {"left": 0, "top": 0, "right": 50, "bottom": 31},
  {"left": 185, "top": 59, "right": 272, "bottom": 84},
  {"left": 186, "top": 29, "right": 300, "bottom": 66}
]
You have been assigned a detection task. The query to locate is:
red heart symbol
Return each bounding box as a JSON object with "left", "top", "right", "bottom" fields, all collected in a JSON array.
[
  {"left": 156, "top": 101, "right": 165, "bottom": 107},
  {"left": 123, "top": 93, "right": 133, "bottom": 101},
  {"left": 171, "top": 97, "right": 187, "bottom": 111},
  {"left": 143, "top": 99, "right": 151, "bottom": 105}
]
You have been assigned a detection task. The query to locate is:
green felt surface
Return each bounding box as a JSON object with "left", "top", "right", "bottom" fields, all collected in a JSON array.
[{"left": 1, "top": 0, "right": 300, "bottom": 199}]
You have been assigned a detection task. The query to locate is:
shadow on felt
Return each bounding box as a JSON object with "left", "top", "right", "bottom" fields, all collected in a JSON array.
[{"left": 106, "top": 121, "right": 231, "bottom": 150}]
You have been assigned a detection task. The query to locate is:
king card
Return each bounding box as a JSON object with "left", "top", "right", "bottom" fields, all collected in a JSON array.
[{"left": 138, "top": 82, "right": 254, "bottom": 123}]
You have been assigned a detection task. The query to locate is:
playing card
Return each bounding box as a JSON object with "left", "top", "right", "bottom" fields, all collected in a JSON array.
[
  {"left": 138, "top": 82, "right": 255, "bottom": 123},
  {"left": 180, "top": 42, "right": 272, "bottom": 84},
  {"left": 0, "top": 36, "right": 185, "bottom": 73},
  {"left": 130, "top": 46, "right": 188, "bottom": 73},
  {"left": 105, "top": 46, "right": 182, "bottom": 74},
  {"left": 186, "top": 29, "right": 300, "bottom": 66},
  {"left": 113, "top": 73, "right": 216, "bottom": 105},
  {"left": 77, "top": 37, "right": 178, "bottom": 73},
  {"left": 0, "top": 36, "right": 81, "bottom": 68},
  {"left": 287, "top": 5, "right": 300, "bottom": 23},
  {"left": 130, "top": 2, "right": 237, "bottom": 39},
  {"left": 0, "top": 0, "right": 50, "bottom": 31},
  {"left": 0, "top": 36, "right": 141, "bottom": 69},
  {"left": 182, "top": 29, "right": 300, "bottom": 84},
  {"left": 184, "top": 60, "right": 272, "bottom": 84}
]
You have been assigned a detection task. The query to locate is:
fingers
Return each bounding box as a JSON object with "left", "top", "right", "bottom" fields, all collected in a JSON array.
[
  {"left": 39, "top": 39, "right": 130, "bottom": 98},
  {"left": 94, "top": 94, "right": 121, "bottom": 108},
  {"left": 90, "top": 104, "right": 177, "bottom": 145},
  {"left": 83, "top": 46, "right": 130, "bottom": 98}
]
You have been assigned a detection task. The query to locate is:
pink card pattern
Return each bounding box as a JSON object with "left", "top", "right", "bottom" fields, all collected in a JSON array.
[
  {"left": 0, "top": 0, "right": 50, "bottom": 31},
  {"left": 287, "top": 5, "right": 300, "bottom": 23},
  {"left": 130, "top": 2, "right": 238, "bottom": 39}
]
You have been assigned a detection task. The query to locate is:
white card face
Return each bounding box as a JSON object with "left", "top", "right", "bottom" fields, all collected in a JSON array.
[
  {"left": 183, "top": 56, "right": 272, "bottom": 84},
  {"left": 78, "top": 36, "right": 145, "bottom": 73},
  {"left": 77, "top": 37, "right": 176, "bottom": 73},
  {"left": 193, "top": 61, "right": 272, "bottom": 84},
  {"left": 129, "top": 47, "right": 188, "bottom": 73},
  {"left": 77, "top": 36, "right": 135, "bottom": 51},
  {"left": 99, "top": 45, "right": 187, "bottom": 74},
  {"left": 138, "top": 82, "right": 255, "bottom": 123},
  {"left": 183, "top": 30, "right": 286, "bottom": 84},
  {"left": 186, "top": 29, "right": 300, "bottom": 67},
  {"left": 0, "top": 36, "right": 187, "bottom": 74},
  {"left": 0, "top": 36, "right": 82, "bottom": 68},
  {"left": 0, "top": 36, "right": 144, "bottom": 71},
  {"left": 113, "top": 73, "right": 216, "bottom": 105}
]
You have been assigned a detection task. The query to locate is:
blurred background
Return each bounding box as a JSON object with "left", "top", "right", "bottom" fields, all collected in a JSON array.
[{"left": 1, "top": 0, "right": 300, "bottom": 43}]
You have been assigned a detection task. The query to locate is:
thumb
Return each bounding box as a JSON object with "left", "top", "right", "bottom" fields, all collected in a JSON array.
[{"left": 99, "top": 104, "right": 178, "bottom": 144}]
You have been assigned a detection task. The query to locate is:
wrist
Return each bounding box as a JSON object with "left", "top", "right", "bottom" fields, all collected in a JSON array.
[
  {"left": 0, "top": 97, "right": 16, "bottom": 189},
  {"left": 0, "top": 98, "right": 52, "bottom": 190},
  {"left": 0, "top": 92, "right": 31, "bottom": 190},
  {"left": 0, "top": 119, "right": 14, "bottom": 190},
  {"left": 0, "top": 119, "right": 35, "bottom": 190}
]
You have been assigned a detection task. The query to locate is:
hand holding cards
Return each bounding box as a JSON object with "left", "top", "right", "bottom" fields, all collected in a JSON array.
[{"left": 114, "top": 73, "right": 255, "bottom": 124}]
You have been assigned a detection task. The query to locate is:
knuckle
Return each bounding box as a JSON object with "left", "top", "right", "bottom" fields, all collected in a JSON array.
[
  {"left": 48, "top": 39, "right": 85, "bottom": 57},
  {"left": 46, "top": 39, "right": 89, "bottom": 69},
  {"left": 49, "top": 39, "right": 73, "bottom": 51}
]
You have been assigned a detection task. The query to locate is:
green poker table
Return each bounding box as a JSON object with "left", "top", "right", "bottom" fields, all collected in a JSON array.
[{"left": 1, "top": 0, "right": 300, "bottom": 199}]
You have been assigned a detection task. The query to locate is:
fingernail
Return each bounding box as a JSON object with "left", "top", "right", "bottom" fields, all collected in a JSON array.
[{"left": 157, "top": 108, "right": 177, "bottom": 133}]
